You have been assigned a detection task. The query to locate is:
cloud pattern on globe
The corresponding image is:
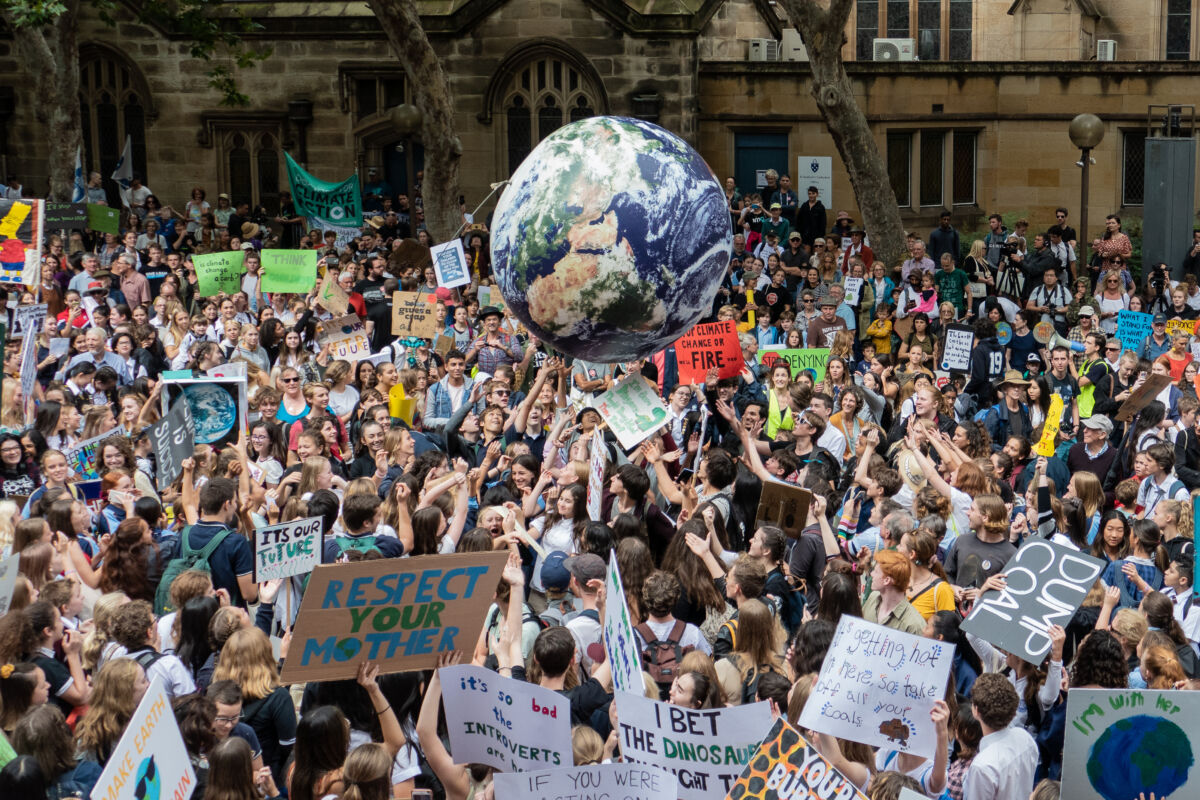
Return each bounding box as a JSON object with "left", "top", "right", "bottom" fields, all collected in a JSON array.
[
  {"left": 491, "top": 116, "right": 731, "bottom": 362},
  {"left": 182, "top": 384, "right": 237, "bottom": 445}
]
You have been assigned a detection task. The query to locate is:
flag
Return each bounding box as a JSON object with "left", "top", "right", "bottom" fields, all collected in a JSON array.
[
  {"left": 72, "top": 146, "right": 86, "bottom": 203},
  {"left": 284, "top": 152, "right": 362, "bottom": 227},
  {"left": 111, "top": 135, "right": 133, "bottom": 190}
]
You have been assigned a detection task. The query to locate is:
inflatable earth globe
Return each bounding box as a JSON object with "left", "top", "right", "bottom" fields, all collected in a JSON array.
[{"left": 491, "top": 116, "right": 731, "bottom": 362}]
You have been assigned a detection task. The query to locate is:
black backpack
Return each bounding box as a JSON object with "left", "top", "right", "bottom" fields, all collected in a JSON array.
[{"left": 637, "top": 620, "right": 694, "bottom": 697}]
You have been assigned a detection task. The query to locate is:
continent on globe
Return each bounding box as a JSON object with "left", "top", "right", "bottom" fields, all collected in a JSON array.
[
  {"left": 491, "top": 116, "right": 731, "bottom": 362},
  {"left": 1086, "top": 715, "right": 1193, "bottom": 800}
]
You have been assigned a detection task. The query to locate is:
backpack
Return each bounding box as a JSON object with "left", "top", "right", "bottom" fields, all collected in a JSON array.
[
  {"left": 332, "top": 534, "right": 382, "bottom": 559},
  {"left": 131, "top": 648, "right": 165, "bottom": 673},
  {"left": 154, "top": 525, "right": 234, "bottom": 616},
  {"left": 725, "top": 652, "right": 786, "bottom": 705},
  {"left": 637, "top": 620, "right": 693, "bottom": 696}
]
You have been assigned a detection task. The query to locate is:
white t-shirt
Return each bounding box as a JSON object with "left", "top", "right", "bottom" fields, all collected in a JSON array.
[
  {"left": 530, "top": 516, "right": 577, "bottom": 592},
  {"left": 328, "top": 385, "right": 360, "bottom": 418},
  {"left": 633, "top": 617, "right": 713, "bottom": 656}
]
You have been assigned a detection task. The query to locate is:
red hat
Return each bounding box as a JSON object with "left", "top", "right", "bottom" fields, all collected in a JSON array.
[
  {"left": 87, "top": 281, "right": 106, "bottom": 293},
  {"left": 435, "top": 287, "right": 452, "bottom": 302}
]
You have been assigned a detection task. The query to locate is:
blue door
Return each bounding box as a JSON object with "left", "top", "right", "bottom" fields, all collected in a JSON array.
[{"left": 734, "top": 133, "right": 788, "bottom": 198}]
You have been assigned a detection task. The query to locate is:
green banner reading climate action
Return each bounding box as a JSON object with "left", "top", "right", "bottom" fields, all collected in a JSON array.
[{"left": 284, "top": 153, "right": 362, "bottom": 228}]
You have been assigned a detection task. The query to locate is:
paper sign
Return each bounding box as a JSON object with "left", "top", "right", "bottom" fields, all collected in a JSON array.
[
  {"left": 587, "top": 434, "right": 606, "bottom": 522},
  {"left": 90, "top": 677, "right": 196, "bottom": 800},
  {"left": 434, "top": 334, "right": 455, "bottom": 355},
  {"left": 280, "top": 551, "right": 508, "bottom": 683},
  {"left": 1063, "top": 689, "right": 1200, "bottom": 800},
  {"left": 254, "top": 516, "right": 322, "bottom": 582},
  {"left": 799, "top": 615, "right": 952, "bottom": 759},
  {"left": 1116, "top": 309, "right": 1154, "bottom": 352},
  {"left": 18, "top": 313, "right": 38, "bottom": 404},
  {"left": 151, "top": 398, "right": 195, "bottom": 491},
  {"left": 595, "top": 376, "right": 670, "bottom": 451},
  {"left": 674, "top": 320, "right": 742, "bottom": 383},
  {"left": 727, "top": 717, "right": 869, "bottom": 800},
  {"left": 64, "top": 430, "right": 123, "bottom": 481},
  {"left": 603, "top": 556, "right": 643, "bottom": 694},
  {"left": 316, "top": 273, "right": 350, "bottom": 315},
  {"left": 615, "top": 691, "right": 774, "bottom": 800},
  {"left": 758, "top": 348, "right": 830, "bottom": 383},
  {"left": 318, "top": 313, "right": 372, "bottom": 363},
  {"left": 1165, "top": 318, "right": 1195, "bottom": 339},
  {"left": 940, "top": 323, "right": 975, "bottom": 372},
  {"left": 755, "top": 480, "right": 814, "bottom": 539},
  {"left": 86, "top": 203, "right": 120, "bottom": 235},
  {"left": 431, "top": 238, "right": 471, "bottom": 289},
  {"left": 440, "top": 664, "right": 571, "bottom": 772},
  {"left": 0, "top": 554, "right": 19, "bottom": 615},
  {"left": 494, "top": 764, "right": 677, "bottom": 800},
  {"left": 193, "top": 250, "right": 245, "bottom": 297},
  {"left": 0, "top": 199, "right": 43, "bottom": 284},
  {"left": 392, "top": 290, "right": 439, "bottom": 338},
  {"left": 962, "top": 538, "right": 1104, "bottom": 664},
  {"left": 260, "top": 249, "right": 317, "bottom": 294},
  {"left": 48, "top": 337, "right": 70, "bottom": 359},
  {"left": 1115, "top": 372, "right": 1174, "bottom": 423},
  {"left": 843, "top": 276, "right": 864, "bottom": 306},
  {"left": 1033, "top": 393, "right": 1064, "bottom": 457},
  {"left": 207, "top": 362, "right": 247, "bottom": 379}
]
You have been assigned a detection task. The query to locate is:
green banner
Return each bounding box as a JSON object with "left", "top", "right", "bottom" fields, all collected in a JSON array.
[
  {"left": 758, "top": 347, "right": 831, "bottom": 383},
  {"left": 260, "top": 249, "right": 317, "bottom": 294},
  {"left": 284, "top": 152, "right": 362, "bottom": 228},
  {"left": 194, "top": 250, "right": 245, "bottom": 296},
  {"left": 86, "top": 203, "right": 120, "bottom": 235}
]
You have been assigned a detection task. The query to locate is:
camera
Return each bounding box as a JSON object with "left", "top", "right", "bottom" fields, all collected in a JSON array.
[
  {"left": 998, "top": 242, "right": 1017, "bottom": 258},
  {"left": 1148, "top": 263, "right": 1169, "bottom": 290}
]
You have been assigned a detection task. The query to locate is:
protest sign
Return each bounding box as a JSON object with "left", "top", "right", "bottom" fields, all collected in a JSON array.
[
  {"left": 208, "top": 362, "right": 247, "bottom": 379},
  {"left": 728, "top": 717, "right": 869, "bottom": 800},
  {"left": 1165, "top": 318, "right": 1195, "bottom": 339},
  {"left": 1116, "top": 309, "right": 1154, "bottom": 351},
  {"left": 674, "top": 320, "right": 742, "bottom": 383},
  {"left": 615, "top": 691, "right": 774, "bottom": 800},
  {"left": 65, "top": 430, "right": 122, "bottom": 480},
  {"left": 18, "top": 315, "right": 37, "bottom": 405},
  {"left": 77, "top": 479, "right": 104, "bottom": 519},
  {"left": 434, "top": 334, "right": 455, "bottom": 355},
  {"left": 281, "top": 551, "right": 507, "bottom": 683},
  {"left": 995, "top": 321, "right": 1013, "bottom": 346},
  {"left": 755, "top": 480, "right": 814, "bottom": 540},
  {"left": 0, "top": 198, "right": 43, "bottom": 284},
  {"left": 843, "top": 276, "right": 864, "bottom": 306},
  {"left": 193, "top": 250, "right": 245, "bottom": 296},
  {"left": 86, "top": 203, "right": 120, "bottom": 235},
  {"left": 308, "top": 218, "right": 360, "bottom": 249},
  {"left": 494, "top": 764, "right": 677, "bottom": 800},
  {"left": 758, "top": 348, "right": 830, "bottom": 383},
  {"left": 799, "top": 615, "right": 952, "bottom": 759},
  {"left": 1063, "top": 689, "right": 1200, "bottom": 800},
  {"left": 318, "top": 314, "right": 372, "bottom": 363},
  {"left": 285, "top": 152, "right": 362, "bottom": 227},
  {"left": 431, "top": 238, "right": 471, "bottom": 289},
  {"left": 161, "top": 376, "right": 248, "bottom": 451},
  {"left": 90, "top": 677, "right": 196, "bottom": 800},
  {"left": 260, "top": 249, "right": 317, "bottom": 294},
  {"left": 604, "top": 556, "right": 643, "bottom": 694},
  {"left": 1033, "top": 393, "right": 1064, "bottom": 458},
  {"left": 316, "top": 272, "right": 350, "bottom": 315},
  {"left": 1033, "top": 320, "right": 1056, "bottom": 345},
  {"left": 254, "top": 516, "right": 322, "bottom": 582},
  {"left": 587, "top": 433, "right": 606, "bottom": 522},
  {"left": 595, "top": 376, "right": 670, "bottom": 451},
  {"left": 0, "top": 554, "right": 19, "bottom": 615},
  {"left": 962, "top": 538, "right": 1104, "bottom": 664},
  {"left": 940, "top": 324, "right": 974, "bottom": 372},
  {"left": 44, "top": 202, "right": 87, "bottom": 230},
  {"left": 150, "top": 398, "right": 194, "bottom": 491},
  {"left": 13, "top": 302, "right": 47, "bottom": 338},
  {"left": 1115, "top": 372, "right": 1174, "bottom": 422},
  {"left": 392, "top": 290, "right": 439, "bottom": 339},
  {"left": 440, "top": 664, "right": 572, "bottom": 773}
]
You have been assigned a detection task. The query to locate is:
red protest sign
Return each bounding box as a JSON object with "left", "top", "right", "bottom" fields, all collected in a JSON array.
[{"left": 674, "top": 320, "right": 742, "bottom": 383}]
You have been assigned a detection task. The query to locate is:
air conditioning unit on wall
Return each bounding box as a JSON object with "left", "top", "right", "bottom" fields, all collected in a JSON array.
[
  {"left": 781, "top": 29, "right": 809, "bottom": 62},
  {"left": 748, "top": 38, "right": 780, "bottom": 62},
  {"left": 1097, "top": 40, "right": 1117, "bottom": 61},
  {"left": 873, "top": 38, "right": 916, "bottom": 62}
]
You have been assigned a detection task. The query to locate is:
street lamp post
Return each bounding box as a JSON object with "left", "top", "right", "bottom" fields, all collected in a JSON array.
[{"left": 1068, "top": 114, "right": 1105, "bottom": 269}]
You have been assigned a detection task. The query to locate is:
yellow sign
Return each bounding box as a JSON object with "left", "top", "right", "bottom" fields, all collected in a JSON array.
[
  {"left": 1033, "top": 393, "right": 1064, "bottom": 457},
  {"left": 1165, "top": 319, "right": 1196, "bottom": 339}
]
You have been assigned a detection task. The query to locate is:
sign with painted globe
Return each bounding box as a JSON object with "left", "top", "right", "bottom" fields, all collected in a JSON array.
[{"left": 491, "top": 116, "right": 731, "bottom": 362}]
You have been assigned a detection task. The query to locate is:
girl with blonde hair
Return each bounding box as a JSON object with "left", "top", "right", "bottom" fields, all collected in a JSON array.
[
  {"left": 715, "top": 599, "right": 786, "bottom": 705},
  {"left": 75, "top": 658, "right": 147, "bottom": 764},
  {"left": 212, "top": 627, "right": 296, "bottom": 782},
  {"left": 1153, "top": 498, "right": 1193, "bottom": 563}
]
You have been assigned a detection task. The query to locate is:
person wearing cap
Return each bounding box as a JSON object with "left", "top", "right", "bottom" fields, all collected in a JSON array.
[
  {"left": 806, "top": 295, "right": 848, "bottom": 349},
  {"left": 829, "top": 209, "right": 853, "bottom": 241},
  {"left": 1066, "top": 304, "right": 1097, "bottom": 363},
  {"left": 780, "top": 230, "right": 808, "bottom": 285},
  {"left": 839, "top": 226, "right": 874, "bottom": 273},
  {"left": 1139, "top": 314, "right": 1172, "bottom": 362},
  {"left": 795, "top": 185, "right": 826, "bottom": 248},
  {"left": 979, "top": 370, "right": 1032, "bottom": 450},
  {"left": 1066, "top": 414, "right": 1119, "bottom": 483},
  {"left": 466, "top": 306, "right": 525, "bottom": 376},
  {"left": 762, "top": 202, "right": 790, "bottom": 243},
  {"left": 562, "top": 553, "right": 606, "bottom": 669}
]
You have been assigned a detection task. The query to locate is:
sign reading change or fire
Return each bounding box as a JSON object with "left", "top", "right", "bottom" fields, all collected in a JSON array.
[{"left": 674, "top": 320, "right": 741, "bottom": 383}]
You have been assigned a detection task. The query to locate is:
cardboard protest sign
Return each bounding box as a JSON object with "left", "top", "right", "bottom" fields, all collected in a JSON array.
[
  {"left": 434, "top": 334, "right": 455, "bottom": 356},
  {"left": 615, "top": 691, "right": 774, "bottom": 800},
  {"left": 603, "top": 556, "right": 643, "bottom": 694},
  {"left": 1033, "top": 393, "right": 1064, "bottom": 457},
  {"left": 892, "top": 315, "right": 914, "bottom": 342},
  {"left": 1116, "top": 309, "right": 1153, "bottom": 351},
  {"left": 150, "top": 398, "right": 194, "bottom": 491},
  {"left": 1063, "top": 689, "right": 1200, "bottom": 800},
  {"left": 595, "top": 376, "right": 670, "bottom": 451},
  {"left": 587, "top": 434, "right": 606, "bottom": 522},
  {"left": 316, "top": 272, "right": 350, "bottom": 315},
  {"left": 799, "top": 615, "right": 952, "bottom": 759},
  {"left": 64, "top": 430, "right": 123, "bottom": 480},
  {"left": 1165, "top": 318, "right": 1195, "bottom": 339},
  {"left": 962, "top": 538, "right": 1105, "bottom": 664},
  {"left": 90, "top": 677, "right": 197, "bottom": 800},
  {"left": 254, "top": 516, "right": 322, "bottom": 582},
  {"left": 0, "top": 198, "right": 43, "bottom": 284},
  {"left": 758, "top": 348, "right": 830, "bottom": 383},
  {"left": 391, "top": 290, "right": 439, "bottom": 338},
  {"left": 392, "top": 238, "right": 432, "bottom": 272},
  {"left": 494, "top": 764, "right": 677, "bottom": 800},
  {"left": 193, "top": 250, "right": 245, "bottom": 297},
  {"left": 1115, "top": 373, "right": 1174, "bottom": 422},
  {"left": 728, "top": 717, "right": 869, "bottom": 800},
  {"left": 318, "top": 314, "right": 372, "bottom": 363},
  {"left": 755, "top": 480, "right": 814, "bottom": 540},
  {"left": 86, "top": 203, "right": 120, "bottom": 235},
  {"left": 285, "top": 152, "right": 362, "bottom": 227},
  {"left": 431, "top": 238, "right": 471, "bottom": 289},
  {"left": 0, "top": 554, "right": 20, "bottom": 615},
  {"left": 161, "top": 376, "right": 248, "bottom": 451},
  {"left": 260, "top": 249, "right": 317, "bottom": 294},
  {"left": 440, "top": 664, "right": 572, "bottom": 772},
  {"left": 940, "top": 323, "right": 974, "bottom": 372},
  {"left": 674, "top": 320, "right": 742, "bottom": 383},
  {"left": 280, "top": 551, "right": 507, "bottom": 683}
]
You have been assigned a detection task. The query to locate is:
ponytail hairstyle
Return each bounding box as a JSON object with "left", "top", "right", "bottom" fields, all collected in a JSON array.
[
  {"left": 0, "top": 662, "right": 42, "bottom": 730},
  {"left": 1141, "top": 591, "right": 1189, "bottom": 648},
  {"left": 1071, "top": 471, "right": 1104, "bottom": 521},
  {"left": 902, "top": 529, "right": 948, "bottom": 581},
  {"left": 340, "top": 743, "right": 393, "bottom": 800},
  {"left": 1130, "top": 519, "right": 1169, "bottom": 573},
  {"left": 1142, "top": 645, "right": 1188, "bottom": 690},
  {"left": 1157, "top": 498, "right": 1193, "bottom": 541}
]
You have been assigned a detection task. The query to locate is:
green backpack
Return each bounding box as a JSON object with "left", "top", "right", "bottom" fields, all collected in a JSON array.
[
  {"left": 154, "top": 525, "right": 235, "bottom": 616},
  {"left": 331, "top": 534, "right": 381, "bottom": 559}
]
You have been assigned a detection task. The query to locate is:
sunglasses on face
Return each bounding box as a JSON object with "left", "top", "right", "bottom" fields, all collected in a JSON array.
[{"left": 281, "top": 377, "right": 299, "bottom": 384}]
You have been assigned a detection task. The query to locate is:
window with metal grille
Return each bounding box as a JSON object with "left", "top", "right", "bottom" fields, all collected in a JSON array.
[
  {"left": 948, "top": 0, "right": 972, "bottom": 59},
  {"left": 1166, "top": 0, "right": 1191, "bottom": 60},
  {"left": 920, "top": 131, "right": 945, "bottom": 207},
  {"left": 888, "top": 132, "right": 912, "bottom": 207},
  {"left": 917, "top": 0, "right": 940, "bottom": 60},
  {"left": 952, "top": 131, "right": 976, "bottom": 205},
  {"left": 857, "top": 0, "right": 880, "bottom": 60},
  {"left": 503, "top": 57, "right": 600, "bottom": 174},
  {"left": 1123, "top": 131, "right": 1146, "bottom": 206}
]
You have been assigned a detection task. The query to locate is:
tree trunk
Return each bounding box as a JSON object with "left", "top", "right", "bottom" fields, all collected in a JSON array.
[
  {"left": 4, "top": 1, "right": 82, "bottom": 202},
  {"left": 367, "top": 0, "right": 463, "bottom": 243},
  {"left": 777, "top": 0, "right": 906, "bottom": 269}
]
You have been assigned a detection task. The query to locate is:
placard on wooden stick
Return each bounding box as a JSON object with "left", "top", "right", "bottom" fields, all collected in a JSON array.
[
  {"left": 755, "top": 480, "right": 813, "bottom": 539},
  {"left": 1115, "top": 373, "right": 1173, "bottom": 422},
  {"left": 391, "top": 291, "right": 439, "bottom": 338}
]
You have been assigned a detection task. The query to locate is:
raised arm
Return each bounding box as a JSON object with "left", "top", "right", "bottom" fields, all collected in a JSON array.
[
  {"left": 415, "top": 652, "right": 471, "bottom": 800},
  {"left": 357, "top": 661, "right": 407, "bottom": 757}
]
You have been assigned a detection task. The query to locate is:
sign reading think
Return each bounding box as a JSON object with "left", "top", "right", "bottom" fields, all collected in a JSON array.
[
  {"left": 392, "top": 291, "right": 439, "bottom": 339},
  {"left": 260, "top": 249, "right": 317, "bottom": 294},
  {"left": 493, "top": 764, "right": 678, "bottom": 800},
  {"left": 285, "top": 152, "right": 362, "bottom": 227},
  {"left": 799, "top": 615, "right": 953, "bottom": 760},
  {"left": 150, "top": 399, "right": 195, "bottom": 491},
  {"left": 603, "top": 557, "right": 643, "bottom": 694},
  {"left": 193, "top": 250, "right": 245, "bottom": 296},
  {"left": 615, "top": 691, "right": 774, "bottom": 800},
  {"left": 318, "top": 314, "right": 372, "bottom": 363},
  {"left": 962, "top": 538, "right": 1105, "bottom": 665},
  {"left": 0, "top": 554, "right": 20, "bottom": 615},
  {"left": 431, "top": 238, "right": 471, "bottom": 289},
  {"left": 674, "top": 320, "right": 742, "bottom": 383},
  {"left": 940, "top": 324, "right": 975, "bottom": 372},
  {"left": 254, "top": 516, "right": 322, "bottom": 582},
  {"left": 85, "top": 203, "right": 120, "bottom": 235},
  {"left": 595, "top": 377, "right": 670, "bottom": 451},
  {"left": 316, "top": 272, "right": 350, "bottom": 315},
  {"left": 90, "top": 677, "right": 197, "bottom": 800},
  {"left": 1116, "top": 309, "right": 1154, "bottom": 352},
  {"left": 1063, "top": 689, "right": 1199, "bottom": 800},
  {"left": 280, "top": 551, "right": 508, "bottom": 683},
  {"left": 758, "top": 348, "right": 831, "bottom": 383},
  {"left": 728, "top": 717, "right": 869, "bottom": 800},
  {"left": 440, "top": 664, "right": 572, "bottom": 773},
  {"left": 755, "top": 480, "right": 814, "bottom": 539}
]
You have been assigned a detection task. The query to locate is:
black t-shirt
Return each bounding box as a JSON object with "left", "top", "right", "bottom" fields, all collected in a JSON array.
[
  {"left": 786, "top": 527, "right": 826, "bottom": 612},
  {"left": 762, "top": 283, "right": 791, "bottom": 322},
  {"left": 561, "top": 677, "right": 611, "bottom": 726},
  {"left": 355, "top": 277, "right": 392, "bottom": 350},
  {"left": 140, "top": 261, "right": 170, "bottom": 299},
  {"left": 1048, "top": 372, "right": 1078, "bottom": 426},
  {"left": 33, "top": 651, "right": 74, "bottom": 714}
]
